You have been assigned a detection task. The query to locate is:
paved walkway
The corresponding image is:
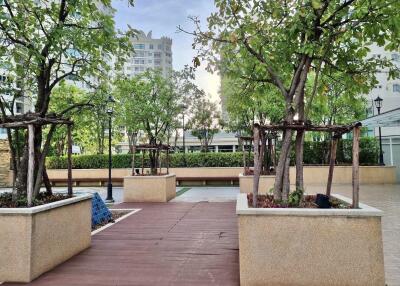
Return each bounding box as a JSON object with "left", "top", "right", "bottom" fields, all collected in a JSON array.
[
  {"left": 2, "top": 184, "right": 399, "bottom": 285},
  {"left": 171, "top": 186, "right": 239, "bottom": 202},
  {"left": 5, "top": 202, "right": 239, "bottom": 286}
]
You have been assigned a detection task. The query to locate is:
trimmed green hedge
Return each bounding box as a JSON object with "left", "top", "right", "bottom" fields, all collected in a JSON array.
[
  {"left": 46, "top": 138, "right": 379, "bottom": 169},
  {"left": 46, "top": 152, "right": 248, "bottom": 169}
]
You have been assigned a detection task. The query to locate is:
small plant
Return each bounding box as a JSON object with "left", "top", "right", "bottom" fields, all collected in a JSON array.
[{"left": 288, "top": 189, "right": 304, "bottom": 207}]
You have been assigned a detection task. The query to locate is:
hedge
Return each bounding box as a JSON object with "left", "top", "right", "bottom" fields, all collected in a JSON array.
[
  {"left": 46, "top": 138, "right": 379, "bottom": 169},
  {"left": 46, "top": 152, "right": 248, "bottom": 169}
]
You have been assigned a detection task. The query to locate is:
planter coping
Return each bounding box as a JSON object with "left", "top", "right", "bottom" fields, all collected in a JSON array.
[
  {"left": 236, "top": 193, "right": 383, "bottom": 217},
  {"left": 124, "top": 174, "right": 176, "bottom": 179},
  {"left": 0, "top": 193, "right": 93, "bottom": 215},
  {"left": 239, "top": 173, "right": 275, "bottom": 178}
]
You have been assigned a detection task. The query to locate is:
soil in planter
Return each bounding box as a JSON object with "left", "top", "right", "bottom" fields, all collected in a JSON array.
[
  {"left": 0, "top": 192, "right": 70, "bottom": 208},
  {"left": 92, "top": 210, "right": 131, "bottom": 231},
  {"left": 247, "top": 193, "right": 350, "bottom": 209}
]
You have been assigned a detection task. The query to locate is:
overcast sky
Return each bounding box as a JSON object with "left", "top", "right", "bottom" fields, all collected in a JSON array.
[{"left": 112, "top": 0, "right": 220, "bottom": 104}]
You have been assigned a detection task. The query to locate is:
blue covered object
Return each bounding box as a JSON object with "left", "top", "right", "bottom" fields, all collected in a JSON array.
[{"left": 91, "top": 193, "right": 112, "bottom": 227}]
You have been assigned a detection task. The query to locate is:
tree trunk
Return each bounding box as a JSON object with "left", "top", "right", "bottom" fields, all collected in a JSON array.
[
  {"left": 326, "top": 136, "right": 338, "bottom": 196},
  {"left": 131, "top": 144, "right": 136, "bottom": 175},
  {"left": 274, "top": 129, "right": 292, "bottom": 201},
  {"left": 282, "top": 148, "right": 291, "bottom": 203},
  {"left": 252, "top": 125, "right": 261, "bottom": 207},
  {"left": 27, "top": 125, "right": 34, "bottom": 207},
  {"left": 352, "top": 126, "right": 360, "bottom": 208},
  {"left": 295, "top": 130, "right": 305, "bottom": 191},
  {"left": 33, "top": 124, "right": 56, "bottom": 198}
]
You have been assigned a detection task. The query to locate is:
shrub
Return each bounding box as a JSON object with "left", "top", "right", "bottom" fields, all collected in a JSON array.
[{"left": 46, "top": 138, "right": 379, "bottom": 169}]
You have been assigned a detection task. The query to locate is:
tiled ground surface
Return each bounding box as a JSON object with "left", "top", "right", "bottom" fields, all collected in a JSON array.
[{"left": 307, "top": 184, "right": 400, "bottom": 286}]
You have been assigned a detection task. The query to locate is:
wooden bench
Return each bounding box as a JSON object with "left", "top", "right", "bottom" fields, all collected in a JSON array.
[{"left": 49, "top": 176, "right": 239, "bottom": 187}]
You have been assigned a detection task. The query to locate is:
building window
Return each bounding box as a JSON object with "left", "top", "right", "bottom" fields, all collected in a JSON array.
[
  {"left": 393, "top": 84, "right": 400, "bottom": 93},
  {"left": 392, "top": 53, "right": 400, "bottom": 62},
  {"left": 134, "top": 44, "right": 145, "bottom": 49},
  {"left": 154, "top": 59, "right": 161, "bottom": 66},
  {"left": 157, "top": 44, "right": 162, "bottom": 50},
  {"left": 16, "top": 102, "right": 23, "bottom": 114},
  {"left": 154, "top": 52, "right": 161, "bottom": 58},
  {"left": 148, "top": 60, "right": 152, "bottom": 63},
  {"left": 149, "top": 44, "right": 153, "bottom": 49},
  {"left": 134, "top": 51, "right": 145, "bottom": 57},
  {"left": 135, "top": 67, "right": 140, "bottom": 71}
]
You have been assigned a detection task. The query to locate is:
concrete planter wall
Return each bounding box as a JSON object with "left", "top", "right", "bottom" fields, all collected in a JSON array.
[
  {"left": 123, "top": 174, "right": 176, "bottom": 202},
  {"left": 0, "top": 194, "right": 92, "bottom": 283},
  {"left": 236, "top": 193, "right": 385, "bottom": 286},
  {"left": 239, "top": 173, "right": 275, "bottom": 194}
]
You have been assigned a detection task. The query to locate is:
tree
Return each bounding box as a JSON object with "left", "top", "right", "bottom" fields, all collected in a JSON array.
[
  {"left": 180, "top": 0, "right": 400, "bottom": 202},
  {"left": 48, "top": 82, "right": 116, "bottom": 155},
  {"left": 0, "top": 0, "right": 134, "bottom": 199},
  {"left": 188, "top": 98, "right": 220, "bottom": 152},
  {"left": 114, "top": 69, "right": 181, "bottom": 174},
  {"left": 222, "top": 75, "right": 285, "bottom": 135}
]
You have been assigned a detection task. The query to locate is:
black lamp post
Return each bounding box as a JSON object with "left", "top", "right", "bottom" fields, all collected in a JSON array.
[
  {"left": 374, "top": 96, "right": 384, "bottom": 166},
  {"left": 105, "top": 95, "right": 116, "bottom": 203},
  {"left": 179, "top": 104, "right": 187, "bottom": 166}
]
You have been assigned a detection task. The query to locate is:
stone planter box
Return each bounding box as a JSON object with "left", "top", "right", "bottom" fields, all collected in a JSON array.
[
  {"left": 123, "top": 174, "right": 176, "bottom": 202},
  {"left": 236, "top": 193, "right": 385, "bottom": 286},
  {"left": 0, "top": 194, "right": 92, "bottom": 283},
  {"left": 239, "top": 173, "right": 275, "bottom": 194}
]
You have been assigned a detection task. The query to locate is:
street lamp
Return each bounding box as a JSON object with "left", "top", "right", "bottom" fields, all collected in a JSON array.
[
  {"left": 374, "top": 96, "right": 384, "bottom": 166},
  {"left": 105, "top": 95, "right": 116, "bottom": 203},
  {"left": 179, "top": 104, "right": 187, "bottom": 166}
]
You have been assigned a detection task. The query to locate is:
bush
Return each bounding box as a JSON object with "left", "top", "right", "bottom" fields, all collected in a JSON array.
[
  {"left": 46, "top": 138, "right": 379, "bottom": 169},
  {"left": 46, "top": 152, "right": 251, "bottom": 169}
]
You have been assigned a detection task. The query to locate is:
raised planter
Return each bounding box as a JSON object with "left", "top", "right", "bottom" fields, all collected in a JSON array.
[
  {"left": 236, "top": 193, "right": 385, "bottom": 286},
  {"left": 239, "top": 173, "right": 275, "bottom": 194},
  {"left": 0, "top": 194, "right": 92, "bottom": 283},
  {"left": 123, "top": 174, "right": 176, "bottom": 202}
]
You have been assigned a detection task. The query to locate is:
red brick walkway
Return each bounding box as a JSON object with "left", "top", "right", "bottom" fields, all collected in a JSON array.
[{"left": 7, "top": 202, "right": 239, "bottom": 286}]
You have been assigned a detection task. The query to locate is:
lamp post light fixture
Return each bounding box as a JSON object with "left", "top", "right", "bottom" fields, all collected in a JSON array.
[
  {"left": 179, "top": 104, "right": 188, "bottom": 166},
  {"left": 105, "top": 95, "right": 116, "bottom": 203},
  {"left": 374, "top": 96, "right": 384, "bottom": 166}
]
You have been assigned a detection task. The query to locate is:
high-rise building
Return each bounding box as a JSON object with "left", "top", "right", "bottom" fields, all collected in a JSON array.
[
  {"left": 123, "top": 31, "right": 173, "bottom": 78},
  {"left": 364, "top": 44, "right": 400, "bottom": 179},
  {"left": 0, "top": 68, "right": 34, "bottom": 139},
  {"left": 365, "top": 44, "right": 400, "bottom": 137}
]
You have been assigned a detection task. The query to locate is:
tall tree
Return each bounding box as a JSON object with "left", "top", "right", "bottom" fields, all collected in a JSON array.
[
  {"left": 114, "top": 69, "right": 181, "bottom": 174},
  {"left": 0, "top": 0, "right": 134, "bottom": 198},
  {"left": 180, "top": 0, "right": 400, "bottom": 201},
  {"left": 188, "top": 98, "right": 220, "bottom": 152}
]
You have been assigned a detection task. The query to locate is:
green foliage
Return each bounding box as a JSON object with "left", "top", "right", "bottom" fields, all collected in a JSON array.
[
  {"left": 47, "top": 137, "right": 379, "bottom": 169},
  {"left": 47, "top": 152, "right": 249, "bottom": 169},
  {"left": 290, "top": 137, "right": 379, "bottom": 165},
  {"left": 188, "top": 98, "right": 221, "bottom": 152},
  {"left": 288, "top": 189, "right": 304, "bottom": 207}
]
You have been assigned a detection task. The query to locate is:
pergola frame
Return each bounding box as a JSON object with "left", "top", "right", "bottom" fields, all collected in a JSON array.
[
  {"left": 253, "top": 121, "right": 362, "bottom": 208},
  {"left": 239, "top": 133, "right": 277, "bottom": 176},
  {"left": 0, "top": 113, "right": 73, "bottom": 206},
  {"left": 133, "top": 143, "right": 173, "bottom": 176}
]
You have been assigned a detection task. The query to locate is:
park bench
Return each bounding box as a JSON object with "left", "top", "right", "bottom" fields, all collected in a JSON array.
[{"left": 49, "top": 176, "right": 239, "bottom": 187}]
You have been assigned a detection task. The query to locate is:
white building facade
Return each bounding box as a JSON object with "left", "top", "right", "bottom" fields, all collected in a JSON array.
[
  {"left": 366, "top": 44, "right": 400, "bottom": 180},
  {"left": 123, "top": 31, "right": 172, "bottom": 78}
]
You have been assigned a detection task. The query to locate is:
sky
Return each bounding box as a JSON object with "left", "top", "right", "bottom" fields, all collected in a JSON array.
[{"left": 112, "top": 0, "right": 220, "bottom": 104}]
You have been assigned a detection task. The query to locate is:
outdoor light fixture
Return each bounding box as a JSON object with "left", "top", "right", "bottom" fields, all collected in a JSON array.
[
  {"left": 105, "top": 95, "right": 116, "bottom": 203},
  {"left": 106, "top": 95, "right": 116, "bottom": 115},
  {"left": 374, "top": 96, "right": 384, "bottom": 166}
]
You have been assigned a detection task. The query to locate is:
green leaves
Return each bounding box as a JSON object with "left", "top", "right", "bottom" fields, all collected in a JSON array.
[{"left": 311, "top": 0, "right": 323, "bottom": 10}]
